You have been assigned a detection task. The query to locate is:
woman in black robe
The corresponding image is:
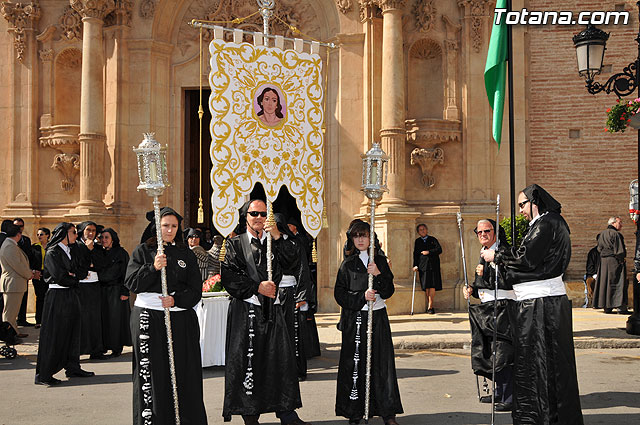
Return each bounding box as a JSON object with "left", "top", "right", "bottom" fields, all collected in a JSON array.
[
  {"left": 412, "top": 224, "right": 442, "bottom": 314},
  {"left": 335, "top": 220, "right": 403, "bottom": 425},
  {"left": 98, "top": 228, "right": 131, "bottom": 357},
  {"left": 75, "top": 220, "right": 105, "bottom": 359},
  {"left": 35, "top": 222, "right": 94, "bottom": 386},
  {"left": 125, "top": 207, "right": 207, "bottom": 425}
]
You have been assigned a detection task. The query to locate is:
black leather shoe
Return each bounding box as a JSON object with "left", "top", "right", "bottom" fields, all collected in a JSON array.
[
  {"left": 65, "top": 369, "right": 95, "bottom": 378},
  {"left": 348, "top": 420, "right": 361, "bottom": 425},
  {"left": 617, "top": 308, "right": 632, "bottom": 315},
  {"left": 90, "top": 353, "right": 108, "bottom": 360},
  {"left": 604, "top": 308, "right": 614, "bottom": 314},
  {"left": 35, "top": 376, "right": 61, "bottom": 387},
  {"left": 495, "top": 402, "right": 512, "bottom": 411},
  {"left": 427, "top": 308, "right": 435, "bottom": 315},
  {"left": 110, "top": 351, "right": 122, "bottom": 358}
]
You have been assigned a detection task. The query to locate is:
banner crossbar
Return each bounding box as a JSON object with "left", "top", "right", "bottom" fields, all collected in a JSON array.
[{"left": 190, "top": 20, "right": 337, "bottom": 49}]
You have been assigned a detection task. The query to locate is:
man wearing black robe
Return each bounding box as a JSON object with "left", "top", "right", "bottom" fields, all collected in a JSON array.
[
  {"left": 481, "top": 184, "right": 583, "bottom": 425},
  {"left": 463, "top": 219, "right": 514, "bottom": 411},
  {"left": 221, "top": 199, "right": 309, "bottom": 425},
  {"left": 593, "top": 217, "right": 629, "bottom": 314},
  {"left": 35, "top": 222, "right": 94, "bottom": 386}
]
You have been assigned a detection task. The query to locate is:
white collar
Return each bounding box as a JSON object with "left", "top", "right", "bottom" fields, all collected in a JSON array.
[
  {"left": 58, "top": 242, "right": 71, "bottom": 259},
  {"left": 359, "top": 250, "right": 369, "bottom": 266},
  {"left": 528, "top": 211, "right": 547, "bottom": 227},
  {"left": 245, "top": 231, "right": 267, "bottom": 243}
]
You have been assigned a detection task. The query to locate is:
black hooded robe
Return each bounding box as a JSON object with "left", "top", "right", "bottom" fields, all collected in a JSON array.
[
  {"left": 334, "top": 252, "right": 403, "bottom": 421},
  {"left": 98, "top": 229, "right": 131, "bottom": 355},
  {"left": 495, "top": 185, "right": 583, "bottom": 425},
  {"left": 125, "top": 228, "right": 207, "bottom": 425},
  {"left": 468, "top": 243, "right": 514, "bottom": 404},
  {"left": 593, "top": 225, "right": 628, "bottom": 310},
  {"left": 75, "top": 221, "right": 106, "bottom": 356},
  {"left": 35, "top": 223, "right": 85, "bottom": 382},
  {"left": 221, "top": 232, "right": 302, "bottom": 421}
]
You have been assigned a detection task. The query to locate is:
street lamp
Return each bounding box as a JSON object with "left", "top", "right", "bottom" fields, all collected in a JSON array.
[{"left": 572, "top": 6, "right": 640, "bottom": 335}]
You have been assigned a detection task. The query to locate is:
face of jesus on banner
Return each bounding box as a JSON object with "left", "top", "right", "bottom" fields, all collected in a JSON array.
[{"left": 255, "top": 86, "right": 285, "bottom": 127}]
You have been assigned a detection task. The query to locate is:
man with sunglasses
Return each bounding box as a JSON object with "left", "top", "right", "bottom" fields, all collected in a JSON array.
[
  {"left": 221, "top": 199, "right": 310, "bottom": 425},
  {"left": 463, "top": 219, "right": 514, "bottom": 411},
  {"left": 480, "top": 185, "right": 583, "bottom": 424}
]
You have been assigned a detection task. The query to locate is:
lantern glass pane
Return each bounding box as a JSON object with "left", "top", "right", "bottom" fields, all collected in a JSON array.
[{"left": 137, "top": 155, "right": 145, "bottom": 184}]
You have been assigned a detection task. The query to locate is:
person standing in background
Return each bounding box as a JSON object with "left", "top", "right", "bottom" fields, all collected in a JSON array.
[
  {"left": 31, "top": 227, "right": 51, "bottom": 328},
  {"left": 412, "top": 223, "right": 442, "bottom": 314},
  {"left": 15, "top": 218, "right": 38, "bottom": 327}
]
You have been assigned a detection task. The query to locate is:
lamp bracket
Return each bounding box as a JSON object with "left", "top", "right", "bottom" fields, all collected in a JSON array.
[{"left": 587, "top": 60, "right": 638, "bottom": 97}]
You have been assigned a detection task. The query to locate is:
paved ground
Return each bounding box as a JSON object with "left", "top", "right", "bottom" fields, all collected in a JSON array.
[{"left": 1, "top": 309, "right": 639, "bottom": 424}]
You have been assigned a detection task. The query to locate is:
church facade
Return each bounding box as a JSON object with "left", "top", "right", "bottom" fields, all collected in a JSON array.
[{"left": 1, "top": 0, "right": 635, "bottom": 313}]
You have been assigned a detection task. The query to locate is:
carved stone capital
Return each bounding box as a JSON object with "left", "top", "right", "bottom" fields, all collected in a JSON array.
[
  {"left": 457, "top": 0, "right": 489, "bottom": 53},
  {"left": 1, "top": 1, "right": 41, "bottom": 62},
  {"left": 358, "top": 0, "right": 379, "bottom": 21},
  {"left": 104, "top": 0, "right": 132, "bottom": 27},
  {"left": 413, "top": 0, "right": 435, "bottom": 32},
  {"left": 51, "top": 153, "right": 80, "bottom": 192},
  {"left": 377, "top": 0, "right": 406, "bottom": 13},
  {"left": 70, "top": 0, "right": 115, "bottom": 21},
  {"left": 139, "top": 0, "right": 155, "bottom": 19},
  {"left": 39, "top": 47, "right": 53, "bottom": 62},
  {"left": 336, "top": 0, "right": 352, "bottom": 14},
  {"left": 410, "top": 147, "right": 444, "bottom": 189}
]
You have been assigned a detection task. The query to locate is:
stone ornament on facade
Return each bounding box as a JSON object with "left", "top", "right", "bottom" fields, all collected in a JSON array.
[
  {"left": 413, "top": 0, "right": 435, "bottom": 32},
  {"left": 409, "top": 37, "right": 441, "bottom": 60},
  {"left": 377, "top": 0, "right": 406, "bottom": 12},
  {"left": 458, "top": 0, "right": 488, "bottom": 53},
  {"left": 405, "top": 118, "right": 461, "bottom": 147},
  {"left": 52, "top": 153, "right": 80, "bottom": 192},
  {"left": 39, "top": 47, "right": 53, "bottom": 62},
  {"left": 1, "top": 0, "right": 41, "bottom": 63},
  {"left": 358, "top": 0, "right": 380, "bottom": 22},
  {"left": 139, "top": 0, "right": 155, "bottom": 19},
  {"left": 336, "top": 0, "right": 352, "bottom": 14},
  {"left": 104, "top": 0, "right": 132, "bottom": 26},
  {"left": 70, "top": 0, "right": 116, "bottom": 20},
  {"left": 58, "top": 5, "right": 83, "bottom": 40},
  {"left": 410, "top": 147, "right": 444, "bottom": 189}
]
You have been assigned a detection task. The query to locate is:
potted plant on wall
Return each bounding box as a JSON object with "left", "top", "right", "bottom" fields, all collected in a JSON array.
[{"left": 605, "top": 98, "right": 640, "bottom": 132}]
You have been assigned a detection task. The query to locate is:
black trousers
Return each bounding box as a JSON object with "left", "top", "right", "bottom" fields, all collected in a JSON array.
[{"left": 17, "top": 290, "right": 28, "bottom": 323}]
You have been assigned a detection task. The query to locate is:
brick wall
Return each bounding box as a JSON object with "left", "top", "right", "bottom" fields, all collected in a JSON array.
[{"left": 528, "top": 0, "right": 638, "bottom": 280}]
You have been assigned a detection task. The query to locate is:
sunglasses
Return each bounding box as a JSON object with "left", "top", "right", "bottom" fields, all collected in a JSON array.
[
  {"left": 476, "top": 229, "right": 492, "bottom": 235},
  {"left": 518, "top": 199, "right": 530, "bottom": 209},
  {"left": 247, "top": 211, "right": 267, "bottom": 217}
]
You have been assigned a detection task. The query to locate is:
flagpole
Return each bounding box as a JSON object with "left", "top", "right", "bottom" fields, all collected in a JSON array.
[{"left": 506, "top": 0, "right": 516, "bottom": 243}]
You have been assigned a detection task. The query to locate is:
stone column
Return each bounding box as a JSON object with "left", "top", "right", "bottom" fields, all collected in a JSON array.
[
  {"left": 71, "top": 0, "right": 115, "bottom": 212},
  {"left": 378, "top": 0, "right": 406, "bottom": 207}
]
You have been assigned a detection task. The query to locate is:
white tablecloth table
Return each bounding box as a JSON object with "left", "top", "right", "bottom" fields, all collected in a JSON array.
[{"left": 196, "top": 293, "right": 230, "bottom": 367}]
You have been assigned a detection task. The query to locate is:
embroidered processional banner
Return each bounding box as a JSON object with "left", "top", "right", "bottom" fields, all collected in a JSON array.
[{"left": 208, "top": 34, "right": 324, "bottom": 238}]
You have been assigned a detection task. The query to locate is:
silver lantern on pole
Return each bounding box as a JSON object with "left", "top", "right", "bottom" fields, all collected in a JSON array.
[
  {"left": 133, "top": 132, "right": 181, "bottom": 425},
  {"left": 360, "top": 142, "right": 389, "bottom": 423}
]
